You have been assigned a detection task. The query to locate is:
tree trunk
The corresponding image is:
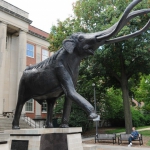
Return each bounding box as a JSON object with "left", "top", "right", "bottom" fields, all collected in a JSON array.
[{"left": 121, "top": 75, "right": 132, "bottom": 133}]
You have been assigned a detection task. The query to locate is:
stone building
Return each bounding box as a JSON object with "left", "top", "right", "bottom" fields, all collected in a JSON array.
[{"left": 0, "top": 0, "right": 52, "bottom": 119}]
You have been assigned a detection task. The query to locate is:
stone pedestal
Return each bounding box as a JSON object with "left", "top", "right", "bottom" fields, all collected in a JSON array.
[
  {"left": 0, "top": 141, "right": 9, "bottom": 150},
  {"left": 4, "top": 128, "right": 83, "bottom": 150}
]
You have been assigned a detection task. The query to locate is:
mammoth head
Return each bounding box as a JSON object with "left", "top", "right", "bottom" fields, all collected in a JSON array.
[
  {"left": 63, "top": 0, "right": 150, "bottom": 56},
  {"left": 63, "top": 32, "right": 99, "bottom": 56}
]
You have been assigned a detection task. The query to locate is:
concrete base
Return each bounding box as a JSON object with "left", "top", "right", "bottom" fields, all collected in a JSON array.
[
  {"left": 0, "top": 142, "right": 9, "bottom": 150},
  {"left": 4, "top": 128, "right": 83, "bottom": 150}
]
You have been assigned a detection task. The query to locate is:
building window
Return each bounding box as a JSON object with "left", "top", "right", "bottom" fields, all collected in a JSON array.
[
  {"left": 25, "top": 99, "right": 34, "bottom": 112},
  {"left": 26, "top": 43, "right": 34, "bottom": 58},
  {"left": 42, "top": 100, "right": 47, "bottom": 112},
  {"left": 42, "top": 49, "right": 49, "bottom": 61}
]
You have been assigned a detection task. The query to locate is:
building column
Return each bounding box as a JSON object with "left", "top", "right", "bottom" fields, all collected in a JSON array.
[
  {"left": 18, "top": 30, "right": 27, "bottom": 80},
  {"left": 35, "top": 45, "right": 42, "bottom": 116},
  {"left": 17, "top": 30, "right": 27, "bottom": 114},
  {"left": 0, "top": 22, "right": 7, "bottom": 114}
]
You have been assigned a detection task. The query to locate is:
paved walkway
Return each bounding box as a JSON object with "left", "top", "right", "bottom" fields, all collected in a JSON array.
[
  {"left": 83, "top": 143, "right": 150, "bottom": 150},
  {"left": 82, "top": 128, "right": 150, "bottom": 150}
]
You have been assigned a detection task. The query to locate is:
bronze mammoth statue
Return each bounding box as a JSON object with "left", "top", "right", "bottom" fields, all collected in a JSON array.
[{"left": 12, "top": 0, "right": 150, "bottom": 129}]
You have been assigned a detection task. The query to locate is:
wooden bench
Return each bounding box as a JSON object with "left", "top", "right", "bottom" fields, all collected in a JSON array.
[
  {"left": 95, "top": 134, "right": 116, "bottom": 144},
  {"left": 118, "top": 134, "right": 143, "bottom": 145}
]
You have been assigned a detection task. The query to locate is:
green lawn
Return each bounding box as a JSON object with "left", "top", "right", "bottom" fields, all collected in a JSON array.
[
  {"left": 106, "top": 128, "right": 125, "bottom": 134},
  {"left": 105, "top": 126, "right": 150, "bottom": 134},
  {"left": 137, "top": 126, "right": 150, "bottom": 130},
  {"left": 147, "top": 140, "right": 150, "bottom": 146},
  {"left": 139, "top": 130, "right": 150, "bottom": 136}
]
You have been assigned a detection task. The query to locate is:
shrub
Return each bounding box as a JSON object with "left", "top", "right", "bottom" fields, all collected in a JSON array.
[
  {"left": 131, "top": 107, "right": 145, "bottom": 127},
  {"left": 69, "top": 103, "right": 93, "bottom": 132},
  {"left": 143, "top": 114, "right": 150, "bottom": 125}
]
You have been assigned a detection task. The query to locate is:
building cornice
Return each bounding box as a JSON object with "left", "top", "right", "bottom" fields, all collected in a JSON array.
[
  {"left": 28, "top": 30, "right": 48, "bottom": 41},
  {"left": 0, "top": 5, "right": 32, "bottom": 24}
]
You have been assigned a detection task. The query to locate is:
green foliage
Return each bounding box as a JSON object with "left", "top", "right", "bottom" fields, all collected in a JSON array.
[
  {"left": 54, "top": 97, "right": 65, "bottom": 115},
  {"left": 69, "top": 103, "right": 93, "bottom": 132},
  {"left": 133, "top": 75, "right": 150, "bottom": 114},
  {"left": 131, "top": 107, "right": 145, "bottom": 127},
  {"left": 49, "top": 0, "right": 150, "bottom": 131},
  {"left": 74, "top": 0, "right": 150, "bottom": 132},
  {"left": 102, "top": 87, "right": 124, "bottom": 126},
  {"left": 144, "top": 115, "right": 150, "bottom": 125},
  {"left": 48, "top": 18, "right": 78, "bottom": 52},
  {"left": 131, "top": 107, "right": 150, "bottom": 127},
  {"left": 104, "top": 88, "right": 123, "bottom": 119}
]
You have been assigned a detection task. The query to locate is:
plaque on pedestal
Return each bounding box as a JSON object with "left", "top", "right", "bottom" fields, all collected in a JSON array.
[{"left": 11, "top": 140, "right": 28, "bottom": 150}]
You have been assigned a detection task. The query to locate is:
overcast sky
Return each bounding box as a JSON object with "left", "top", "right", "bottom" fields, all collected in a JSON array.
[{"left": 4, "top": 0, "right": 77, "bottom": 33}]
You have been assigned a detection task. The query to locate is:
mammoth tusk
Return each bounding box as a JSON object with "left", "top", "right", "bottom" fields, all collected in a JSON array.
[
  {"left": 96, "top": 0, "right": 142, "bottom": 41},
  {"left": 96, "top": 9, "right": 150, "bottom": 40},
  {"left": 105, "top": 19, "right": 150, "bottom": 44}
]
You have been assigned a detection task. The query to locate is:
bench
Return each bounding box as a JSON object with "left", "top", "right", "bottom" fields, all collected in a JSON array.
[
  {"left": 95, "top": 134, "right": 116, "bottom": 144},
  {"left": 118, "top": 134, "right": 143, "bottom": 145}
]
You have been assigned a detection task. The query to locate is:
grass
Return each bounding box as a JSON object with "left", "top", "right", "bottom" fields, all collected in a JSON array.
[
  {"left": 137, "top": 126, "right": 150, "bottom": 130},
  {"left": 147, "top": 140, "right": 150, "bottom": 146},
  {"left": 105, "top": 126, "right": 150, "bottom": 134},
  {"left": 106, "top": 128, "right": 125, "bottom": 134},
  {"left": 139, "top": 130, "right": 150, "bottom": 136}
]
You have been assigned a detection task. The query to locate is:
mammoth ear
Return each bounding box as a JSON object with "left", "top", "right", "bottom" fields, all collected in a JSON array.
[{"left": 63, "top": 39, "right": 76, "bottom": 54}]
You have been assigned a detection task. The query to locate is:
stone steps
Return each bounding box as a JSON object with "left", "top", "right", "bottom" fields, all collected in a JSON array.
[{"left": 0, "top": 117, "right": 33, "bottom": 132}]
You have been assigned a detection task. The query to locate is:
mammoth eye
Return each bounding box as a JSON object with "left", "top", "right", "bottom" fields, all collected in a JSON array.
[{"left": 78, "top": 35, "right": 84, "bottom": 42}]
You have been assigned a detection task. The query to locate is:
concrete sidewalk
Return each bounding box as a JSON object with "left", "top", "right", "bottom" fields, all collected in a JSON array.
[{"left": 83, "top": 143, "right": 150, "bottom": 150}]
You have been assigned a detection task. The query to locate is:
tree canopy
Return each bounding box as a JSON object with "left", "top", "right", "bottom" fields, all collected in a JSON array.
[{"left": 48, "top": 0, "right": 150, "bottom": 133}]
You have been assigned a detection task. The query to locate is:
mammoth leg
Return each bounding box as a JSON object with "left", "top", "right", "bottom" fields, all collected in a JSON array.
[
  {"left": 12, "top": 85, "right": 27, "bottom": 129},
  {"left": 60, "top": 96, "right": 72, "bottom": 128},
  {"left": 45, "top": 98, "right": 56, "bottom": 128},
  {"left": 12, "top": 100, "right": 25, "bottom": 129},
  {"left": 56, "top": 66, "right": 97, "bottom": 120}
]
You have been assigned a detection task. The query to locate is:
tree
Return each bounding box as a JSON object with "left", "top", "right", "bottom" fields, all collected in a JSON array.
[
  {"left": 73, "top": 0, "right": 150, "bottom": 133},
  {"left": 48, "top": 0, "right": 150, "bottom": 133},
  {"left": 47, "top": 18, "right": 77, "bottom": 52}
]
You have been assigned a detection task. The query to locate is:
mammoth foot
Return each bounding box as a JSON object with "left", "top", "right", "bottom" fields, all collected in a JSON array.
[
  {"left": 12, "top": 125, "right": 20, "bottom": 130},
  {"left": 88, "top": 112, "right": 98, "bottom": 120},
  {"left": 60, "top": 124, "right": 69, "bottom": 128}
]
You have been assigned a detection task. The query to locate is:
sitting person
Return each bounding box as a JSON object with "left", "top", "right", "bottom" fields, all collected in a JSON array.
[{"left": 128, "top": 127, "right": 139, "bottom": 147}]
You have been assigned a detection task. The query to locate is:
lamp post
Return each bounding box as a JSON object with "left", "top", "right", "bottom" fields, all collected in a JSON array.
[{"left": 92, "top": 83, "right": 98, "bottom": 138}]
